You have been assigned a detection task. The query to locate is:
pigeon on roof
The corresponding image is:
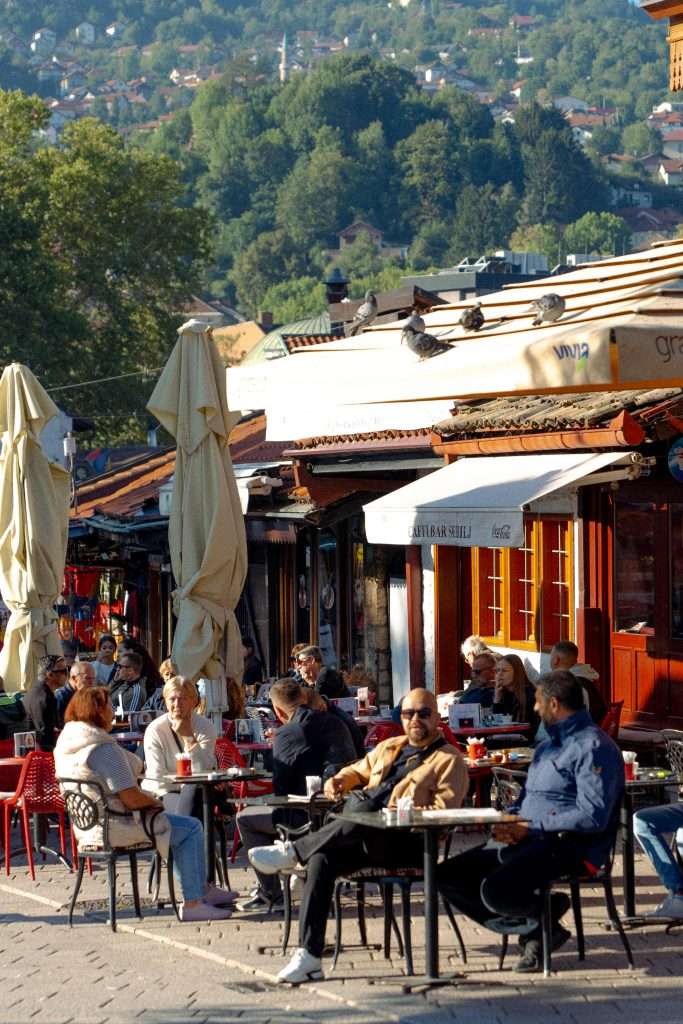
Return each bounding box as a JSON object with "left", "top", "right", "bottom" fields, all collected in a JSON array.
[
  {"left": 401, "top": 315, "right": 452, "bottom": 360},
  {"left": 458, "top": 302, "right": 485, "bottom": 332},
  {"left": 529, "top": 293, "right": 565, "bottom": 327},
  {"left": 348, "top": 290, "right": 378, "bottom": 336}
]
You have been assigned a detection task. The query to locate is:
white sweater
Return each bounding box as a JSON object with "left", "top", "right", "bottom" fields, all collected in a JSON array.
[{"left": 142, "top": 712, "right": 217, "bottom": 797}]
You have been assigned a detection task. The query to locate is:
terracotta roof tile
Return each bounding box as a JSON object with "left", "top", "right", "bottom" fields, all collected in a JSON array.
[{"left": 73, "top": 415, "right": 293, "bottom": 522}]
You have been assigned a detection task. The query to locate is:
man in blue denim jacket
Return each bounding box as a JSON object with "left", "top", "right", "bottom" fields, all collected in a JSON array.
[{"left": 438, "top": 670, "right": 623, "bottom": 972}]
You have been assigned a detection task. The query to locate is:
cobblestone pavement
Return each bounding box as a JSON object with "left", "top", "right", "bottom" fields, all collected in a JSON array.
[{"left": 1, "top": 834, "right": 683, "bottom": 1024}]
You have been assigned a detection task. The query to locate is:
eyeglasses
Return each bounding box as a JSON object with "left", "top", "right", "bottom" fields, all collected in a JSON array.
[
  {"left": 53, "top": 667, "right": 68, "bottom": 675},
  {"left": 400, "top": 707, "right": 433, "bottom": 720},
  {"left": 297, "top": 656, "right": 313, "bottom": 664}
]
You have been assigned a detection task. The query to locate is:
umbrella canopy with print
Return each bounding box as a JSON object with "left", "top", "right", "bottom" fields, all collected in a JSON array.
[
  {"left": 147, "top": 319, "right": 247, "bottom": 683},
  {"left": 0, "top": 363, "right": 70, "bottom": 690}
]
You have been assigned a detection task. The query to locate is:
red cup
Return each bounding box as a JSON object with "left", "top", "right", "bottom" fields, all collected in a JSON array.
[
  {"left": 624, "top": 761, "right": 634, "bottom": 782},
  {"left": 176, "top": 754, "right": 192, "bottom": 777}
]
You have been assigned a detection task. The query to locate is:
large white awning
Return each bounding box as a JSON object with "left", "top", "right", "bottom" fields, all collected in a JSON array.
[
  {"left": 226, "top": 240, "right": 683, "bottom": 441},
  {"left": 363, "top": 451, "right": 642, "bottom": 548}
]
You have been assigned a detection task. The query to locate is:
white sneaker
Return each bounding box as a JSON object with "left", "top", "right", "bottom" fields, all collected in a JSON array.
[
  {"left": 276, "top": 947, "right": 324, "bottom": 985},
  {"left": 651, "top": 893, "right": 683, "bottom": 918},
  {"left": 248, "top": 839, "right": 298, "bottom": 875}
]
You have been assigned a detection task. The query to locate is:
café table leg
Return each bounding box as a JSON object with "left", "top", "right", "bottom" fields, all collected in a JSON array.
[
  {"left": 621, "top": 792, "right": 636, "bottom": 920},
  {"left": 201, "top": 784, "right": 216, "bottom": 885},
  {"left": 398, "top": 828, "right": 461, "bottom": 993}
]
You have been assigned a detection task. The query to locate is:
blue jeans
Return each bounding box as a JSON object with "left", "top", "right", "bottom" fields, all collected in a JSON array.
[
  {"left": 633, "top": 803, "right": 683, "bottom": 895},
  {"left": 166, "top": 812, "right": 207, "bottom": 902}
]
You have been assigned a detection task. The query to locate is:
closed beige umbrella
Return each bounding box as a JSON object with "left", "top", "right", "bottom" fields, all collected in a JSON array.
[
  {"left": 0, "top": 364, "right": 70, "bottom": 691},
  {"left": 147, "top": 320, "right": 247, "bottom": 682}
]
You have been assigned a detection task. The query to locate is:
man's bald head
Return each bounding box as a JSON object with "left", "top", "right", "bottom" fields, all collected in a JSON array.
[{"left": 400, "top": 688, "right": 440, "bottom": 747}]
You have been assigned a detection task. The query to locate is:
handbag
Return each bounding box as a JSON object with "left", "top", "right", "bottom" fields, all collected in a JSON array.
[{"left": 342, "top": 736, "right": 446, "bottom": 816}]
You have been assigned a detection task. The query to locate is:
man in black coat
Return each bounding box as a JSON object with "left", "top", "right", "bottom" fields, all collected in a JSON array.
[
  {"left": 235, "top": 679, "right": 356, "bottom": 913},
  {"left": 23, "top": 654, "right": 68, "bottom": 751}
]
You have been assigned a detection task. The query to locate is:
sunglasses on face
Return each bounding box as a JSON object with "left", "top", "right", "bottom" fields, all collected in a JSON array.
[{"left": 400, "top": 707, "right": 433, "bottom": 720}]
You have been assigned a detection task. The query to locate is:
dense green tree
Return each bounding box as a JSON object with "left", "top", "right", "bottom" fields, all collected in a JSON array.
[
  {"left": 621, "top": 122, "right": 661, "bottom": 157},
  {"left": 0, "top": 91, "right": 211, "bottom": 443},
  {"left": 229, "top": 229, "right": 307, "bottom": 315},
  {"left": 395, "top": 119, "right": 459, "bottom": 226},
  {"left": 508, "top": 223, "right": 562, "bottom": 267},
  {"left": 275, "top": 130, "right": 356, "bottom": 248},
  {"left": 448, "top": 183, "right": 518, "bottom": 262},
  {"left": 563, "top": 211, "right": 630, "bottom": 256}
]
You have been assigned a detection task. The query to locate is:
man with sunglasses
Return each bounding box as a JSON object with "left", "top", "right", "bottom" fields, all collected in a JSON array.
[
  {"left": 248, "top": 688, "right": 468, "bottom": 984},
  {"left": 23, "top": 654, "right": 68, "bottom": 751}
]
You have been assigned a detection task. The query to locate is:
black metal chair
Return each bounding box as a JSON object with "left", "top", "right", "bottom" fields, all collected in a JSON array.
[
  {"left": 492, "top": 768, "right": 634, "bottom": 976},
  {"left": 331, "top": 867, "right": 467, "bottom": 975},
  {"left": 60, "top": 778, "right": 178, "bottom": 932}
]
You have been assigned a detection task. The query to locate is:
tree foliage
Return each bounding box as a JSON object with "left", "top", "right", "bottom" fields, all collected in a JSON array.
[{"left": 0, "top": 89, "right": 211, "bottom": 443}]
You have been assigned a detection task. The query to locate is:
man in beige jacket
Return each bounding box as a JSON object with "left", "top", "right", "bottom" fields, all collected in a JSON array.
[{"left": 248, "top": 688, "right": 468, "bottom": 985}]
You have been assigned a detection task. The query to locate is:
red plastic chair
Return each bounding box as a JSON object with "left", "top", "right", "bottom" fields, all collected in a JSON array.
[
  {"left": 4, "top": 751, "right": 67, "bottom": 879},
  {"left": 439, "top": 723, "right": 468, "bottom": 753},
  {"left": 600, "top": 701, "right": 624, "bottom": 741},
  {"left": 215, "top": 737, "right": 273, "bottom": 862},
  {"left": 363, "top": 722, "right": 403, "bottom": 749}
]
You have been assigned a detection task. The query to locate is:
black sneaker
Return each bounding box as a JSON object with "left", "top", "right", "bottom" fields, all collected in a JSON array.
[
  {"left": 514, "top": 925, "right": 571, "bottom": 973},
  {"left": 518, "top": 892, "right": 572, "bottom": 948},
  {"left": 235, "top": 890, "right": 284, "bottom": 913}
]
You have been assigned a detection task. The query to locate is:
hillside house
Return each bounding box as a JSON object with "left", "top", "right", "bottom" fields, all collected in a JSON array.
[
  {"left": 609, "top": 183, "right": 653, "bottom": 209},
  {"left": 658, "top": 159, "right": 683, "bottom": 186},
  {"left": 105, "top": 22, "right": 126, "bottom": 39},
  {"left": 663, "top": 129, "right": 683, "bottom": 158},
  {"left": 554, "top": 96, "right": 590, "bottom": 113},
  {"left": 75, "top": 22, "right": 95, "bottom": 46},
  {"left": 510, "top": 15, "right": 536, "bottom": 31},
  {"left": 31, "top": 28, "right": 56, "bottom": 56},
  {"left": 614, "top": 206, "right": 683, "bottom": 248},
  {"left": 338, "top": 221, "right": 384, "bottom": 250}
]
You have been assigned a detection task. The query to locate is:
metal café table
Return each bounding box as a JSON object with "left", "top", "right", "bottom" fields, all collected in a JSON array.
[
  {"left": 620, "top": 770, "right": 678, "bottom": 922},
  {"left": 165, "top": 768, "right": 271, "bottom": 883},
  {"left": 334, "top": 806, "right": 518, "bottom": 991}
]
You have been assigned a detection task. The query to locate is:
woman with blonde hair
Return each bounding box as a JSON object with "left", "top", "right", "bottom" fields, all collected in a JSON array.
[
  {"left": 492, "top": 654, "right": 540, "bottom": 735},
  {"left": 142, "top": 676, "right": 217, "bottom": 805}
]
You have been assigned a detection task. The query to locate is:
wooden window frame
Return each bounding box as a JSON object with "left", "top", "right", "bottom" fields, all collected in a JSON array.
[{"left": 471, "top": 515, "right": 574, "bottom": 652}]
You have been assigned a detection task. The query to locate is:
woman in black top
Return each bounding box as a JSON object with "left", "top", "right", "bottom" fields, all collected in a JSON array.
[{"left": 492, "top": 654, "right": 540, "bottom": 738}]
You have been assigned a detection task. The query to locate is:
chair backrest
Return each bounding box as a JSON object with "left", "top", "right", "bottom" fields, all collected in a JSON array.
[
  {"left": 215, "top": 736, "right": 247, "bottom": 770},
  {"left": 663, "top": 730, "right": 683, "bottom": 779},
  {"left": 439, "top": 723, "right": 467, "bottom": 753},
  {"left": 21, "top": 751, "right": 64, "bottom": 812},
  {"left": 62, "top": 785, "right": 102, "bottom": 832},
  {"left": 600, "top": 700, "right": 624, "bottom": 741},
  {"left": 491, "top": 767, "right": 528, "bottom": 810},
  {"left": 363, "top": 722, "right": 403, "bottom": 748}
]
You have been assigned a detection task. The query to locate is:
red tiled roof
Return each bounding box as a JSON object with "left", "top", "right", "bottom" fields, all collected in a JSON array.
[{"left": 72, "top": 415, "right": 292, "bottom": 522}]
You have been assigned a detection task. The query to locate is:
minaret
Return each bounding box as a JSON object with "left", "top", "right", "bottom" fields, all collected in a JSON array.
[{"left": 278, "top": 33, "right": 288, "bottom": 84}]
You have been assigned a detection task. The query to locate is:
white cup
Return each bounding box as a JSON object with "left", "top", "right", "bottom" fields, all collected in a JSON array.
[
  {"left": 306, "top": 775, "right": 322, "bottom": 797},
  {"left": 380, "top": 705, "right": 392, "bottom": 719}
]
